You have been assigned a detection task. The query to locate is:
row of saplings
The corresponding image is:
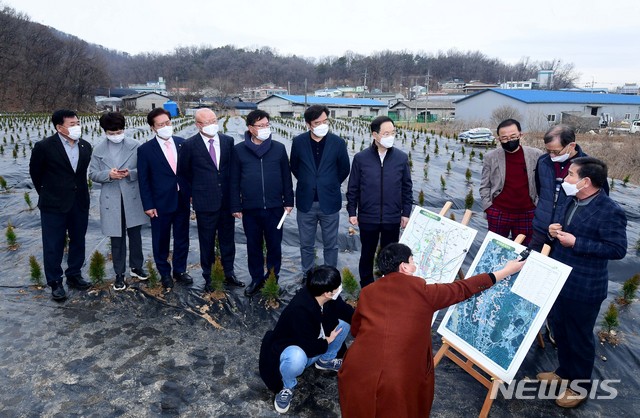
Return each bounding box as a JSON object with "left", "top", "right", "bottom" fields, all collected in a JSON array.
[{"left": 6, "top": 217, "right": 638, "bottom": 344}]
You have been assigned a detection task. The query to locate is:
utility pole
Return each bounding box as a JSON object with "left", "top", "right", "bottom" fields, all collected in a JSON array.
[
  {"left": 304, "top": 78, "right": 308, "bottom": 110},
  {"left": 288, "top": 81, "right": 291, "bottom": 95},
  {"left": 425, "top": 70, "right": 431, "bottom": 125}
]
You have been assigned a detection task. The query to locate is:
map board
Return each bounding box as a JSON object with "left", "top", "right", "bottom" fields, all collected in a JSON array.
[
  {"left": 437, "top": 231, "right": 572, "bottom": 383},
  {"left": 399, "top": 206, "right": 477, "bottom": 286}
]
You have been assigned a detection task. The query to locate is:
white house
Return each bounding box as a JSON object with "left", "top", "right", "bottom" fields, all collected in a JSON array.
[
  {"left": 121, "top": 92, "right": 171, "bottom": 112},
  {"left": 455, "top": 89, "right": 640, "bottom": 131},
  {"left": 256, "top": 94, "right": 387, "bottom": 119}
]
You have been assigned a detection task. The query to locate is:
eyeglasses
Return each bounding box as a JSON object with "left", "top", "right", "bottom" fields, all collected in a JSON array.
[
  {"left": 546, "top": 144, "right": 567, "bottom": 156},
  {"left": 154, "top": 120, "right": 172, "bottom": 128},
  {"left": 252, "top": 123, "right": 270, "bottom": 129},
  {"left": 498, "top": 134, "right": 520, "bottom": 143}
]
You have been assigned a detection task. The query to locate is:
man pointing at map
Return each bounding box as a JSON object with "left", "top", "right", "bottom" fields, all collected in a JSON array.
[{"left": 338, "top": 243, "right": 525, "bottom": 417}]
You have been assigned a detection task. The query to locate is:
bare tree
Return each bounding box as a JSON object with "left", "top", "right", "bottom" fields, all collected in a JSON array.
[{"left": 491, "top": 105, "right": 523, "bottom": 127}]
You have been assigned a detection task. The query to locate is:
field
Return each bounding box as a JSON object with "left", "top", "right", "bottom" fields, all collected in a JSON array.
[{"left": 0, "top": 114, "right": 638, "bottom": 417}]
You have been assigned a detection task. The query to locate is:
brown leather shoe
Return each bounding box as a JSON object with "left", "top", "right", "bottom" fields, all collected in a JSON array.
[
  {"left": 536, "top": 371, "right": 567, "bottom": 384},
  {"left": 556, "top": 388, "right": 587, "bottom": 408}
]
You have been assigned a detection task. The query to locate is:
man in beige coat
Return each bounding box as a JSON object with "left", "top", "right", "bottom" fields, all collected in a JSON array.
[{"left": 480, "top": 119, "right": 542, "bottom": 246}]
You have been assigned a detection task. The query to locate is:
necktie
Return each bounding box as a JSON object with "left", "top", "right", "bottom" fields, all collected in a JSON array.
[
  {"left": 208, "top": 139, "right": 218, "bottom": 168},
  {"left": 164, "top": 140, "right": 177, "bottom": 173}
]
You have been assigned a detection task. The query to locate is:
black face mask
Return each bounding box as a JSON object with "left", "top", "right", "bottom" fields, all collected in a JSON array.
[{"left": 501, "top": 139, "right": 520, "bottom": 153}]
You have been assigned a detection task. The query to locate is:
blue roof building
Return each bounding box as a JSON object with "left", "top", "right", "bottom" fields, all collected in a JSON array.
[
  {"left": 256, "top": 94, "right": 387, "bottom": 119},
  {"left": 455, "top": 89, "right": 640, "bottom": 132}
]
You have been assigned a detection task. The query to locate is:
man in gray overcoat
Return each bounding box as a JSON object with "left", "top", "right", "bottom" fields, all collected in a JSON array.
[{"left": 89, "top": 112, "right": 149, "bottom": 290}]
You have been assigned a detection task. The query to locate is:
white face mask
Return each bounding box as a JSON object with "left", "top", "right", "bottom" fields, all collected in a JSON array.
[
  {"left": 312, "top": 124, "right": 329, "bottom": 138},
  {"left": 551, "top": 153, "right": 570, "bottom": 163},
  {"left": 379, "top": 135, "right": 395, "bottom": 149},
  {"left": 156, "top": 125, "right": 173, "bottom": 139},
  {"left": 256, "top": 127, "right": 271, "bottom": 141},
  {"left": 202, "top": 123, "right": 219, "bottom": 137},
  {"left": 561, "top": 179, "right": 583, "bottom": 196},
  {"left": 106, "top": 133, "right": 125, "bottom": 143},
  {"left": 331, "top": 284, "right": 343, "bottom": 300},
  {"left": 65, "top": 125, "right": 82, "bottom": 140}
]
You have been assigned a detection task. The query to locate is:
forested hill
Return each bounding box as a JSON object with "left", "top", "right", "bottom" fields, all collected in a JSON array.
[{"left": 0, "top": 5, "right": 578, "bottom": 112}]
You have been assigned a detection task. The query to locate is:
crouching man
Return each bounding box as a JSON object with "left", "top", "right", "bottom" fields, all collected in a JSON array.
[{"left": 259, "top": 265, "right": 354, "bottom": 414}]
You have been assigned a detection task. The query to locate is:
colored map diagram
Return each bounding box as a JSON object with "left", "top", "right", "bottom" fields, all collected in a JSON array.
[
  {"left": 399, "top": 207, "right": 477, "bottom": 285},
  {"left": 443, "top": 237, "right": 539, "bottom": 370},
  {"left": 438, "top": 231, "right": 572, "bottom": 383}
]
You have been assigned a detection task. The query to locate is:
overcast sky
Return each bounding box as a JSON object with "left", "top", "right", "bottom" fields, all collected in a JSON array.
[{"left": 4, "top": 0, "right": 638, "bottom": 88}]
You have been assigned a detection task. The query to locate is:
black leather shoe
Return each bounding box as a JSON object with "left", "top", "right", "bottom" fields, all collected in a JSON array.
[
  {"left": 225, "top": 275, "right": 245, "bottom": 287},
  {"left": 161, "top": 275, "right": 174, "bottom": 289},
  {"left": 51, "top": 283, "right": 67, "bottom": 301},
  {"left": 173, "top": 272, "right": 193, "bottom": 285},
  {"left": 67, "top": 275, "right": 91, "bottom": 290},
  {"left": 244, "top": 280, "right": 264, "bottom": 297}
]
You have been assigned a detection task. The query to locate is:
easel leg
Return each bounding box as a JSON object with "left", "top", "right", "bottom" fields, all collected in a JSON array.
[{"left": 480, "top": 380, "right": 501, "bottom": 418}]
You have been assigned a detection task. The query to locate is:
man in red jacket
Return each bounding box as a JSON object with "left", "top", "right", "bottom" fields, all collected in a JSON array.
[{"left": 338, "top": 243, "right": 524, "bottom": 418}]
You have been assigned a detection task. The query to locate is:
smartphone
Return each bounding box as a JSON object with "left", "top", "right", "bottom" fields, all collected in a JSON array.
[{"left": 518, "top": 248, "right": 531, "bottom": 261}]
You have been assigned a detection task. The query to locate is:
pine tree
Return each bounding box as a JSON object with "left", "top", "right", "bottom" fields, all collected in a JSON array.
[
  {"left": 465, "top": 190, "right": 475, "bottom": 210},
  {"left": 209, "top": 257, "right": 225, "bottom": 292},
  {"left": 418, "top": 189, "right": 425, "bottom": 206},
  {"left": 89, "top": 250, "right": 106, "bottom": 285},
  {"left": 6, "top": 223, "right": 17, "bottom": 249},
  {"left": 261, "top": 268, "right": 280, "bottom": 302},
  {"left": 29, "top": 255, "right": 44, "bottom": 286},
  {"left": 620, "top": 274, "right": 639, "bottom": 304},
  {"left": 146, "top": 259, "right": 159, "bottom": 288},
  {"left": 341, "top": 267, "right": 359, "bottom": 301},
  {"left": 602, "top": 302, "right": 619, "bottom": 334}
]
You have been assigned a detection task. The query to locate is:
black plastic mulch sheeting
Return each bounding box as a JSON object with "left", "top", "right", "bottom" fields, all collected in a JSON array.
[{"left": 1, "top": 116, "right": 638, "bottom": 416}]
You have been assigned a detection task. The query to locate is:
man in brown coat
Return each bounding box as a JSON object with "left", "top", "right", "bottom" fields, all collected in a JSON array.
[{"left": 338, "top": 243, "right": 524, "bottom": 417}]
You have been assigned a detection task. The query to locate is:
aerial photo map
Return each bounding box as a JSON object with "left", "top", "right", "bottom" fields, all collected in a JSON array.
[{"left": 438, "top": 231, "right": 571, "bottom": 382}]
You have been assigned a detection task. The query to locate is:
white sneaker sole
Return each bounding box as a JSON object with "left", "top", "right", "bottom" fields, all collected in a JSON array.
[
  {"left": 274, "top": 400, "right": 290, "bottom": 414},
  {"left": 113, "top": 283, "right": 126, "bottom": 291},
  {"left": 130, "top": 269, "right": 148, "bottom": 281}
]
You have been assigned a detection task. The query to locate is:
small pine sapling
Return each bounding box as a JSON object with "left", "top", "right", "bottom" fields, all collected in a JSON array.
[
  {"left": 619, "top": 274, "right": 639, "bottom": 305},
  {"left": 88, "top": 250, "right": 107, "bottom": 286},
  {"left": 209, "top": 257, "right": 226, "bottom": 292},
  {"left": 0, "top": 175, "right": 7, "bottom": 191},
  {"left": 440, "top": 175, "right": 446, "bottom": 190},
  {"left": 261, "top": 268, "right": 280, "bottom": 306},
  {"left": 341, "top": 267, "right": 360, "bottom": 301},
  {"left": 418, "top": 189, "right": 425, "bottom": 206},
  {"left": 623, "top": 175, "right": 630, "bottom": 186},
  {"left": 6, "top": 223, "right": 18, "bottom": 250},
  {"left": 24, "top": 192, "right": 33, "bottom": 210},
  {"left": 29, "top": 255, "right": 44, "bottom": 287},
  {"left": 146, "top": 259, "right": 159, "bottom": 288},
  {"left": 601, "top": 302, "right": 619, "bottom": 335},
  {"left": 465, "top": 189, "right": 475, "bottom": 210},
  {"left": 465, "top": 168, "right": 472, "bottom": 182}
]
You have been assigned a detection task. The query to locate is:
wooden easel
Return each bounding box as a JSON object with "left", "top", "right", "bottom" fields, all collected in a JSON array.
[{"left": 433, "top": 230, "right": 551, "bottom": 417}]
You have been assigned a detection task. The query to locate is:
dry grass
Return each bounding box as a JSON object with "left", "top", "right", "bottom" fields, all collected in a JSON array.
[{"left": 419, "top": 122, "right": 640, "bottom": 185}]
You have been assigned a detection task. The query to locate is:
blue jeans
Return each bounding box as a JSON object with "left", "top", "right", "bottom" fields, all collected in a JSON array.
[
  {"left": 296, "top": 202, "right": 340, "bottom": 272},
  {"left": 279, "top": 319, "right": 350, "bottom": 390}
]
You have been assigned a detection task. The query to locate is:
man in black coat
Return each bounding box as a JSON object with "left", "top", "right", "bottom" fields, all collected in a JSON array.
[
  {"left": 29, "top": 109, "right": 93, "bottom": 300},
  {"left": 290, "top": 105, "right": 350, "bottom": 281},
  {"left": 230, "top": 110, "right": 294, "bottom": 297},
  {"left": 259, "top": 265, "right": 354, "bottom": 414},
  {"left": 346, "top": 116, "right": 413, "bottom": 288},
  {"left": 177, "top": 108, "right": 243, "bottom": 291}
]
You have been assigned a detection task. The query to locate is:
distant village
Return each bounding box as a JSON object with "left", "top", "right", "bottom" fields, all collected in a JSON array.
[{"left": 95, "top": 71, "right": 640, "bottom": 134}]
